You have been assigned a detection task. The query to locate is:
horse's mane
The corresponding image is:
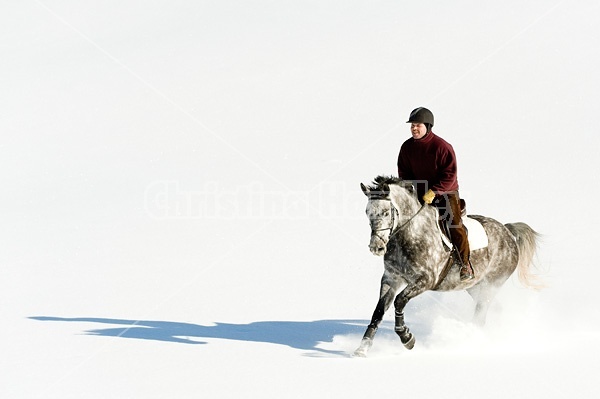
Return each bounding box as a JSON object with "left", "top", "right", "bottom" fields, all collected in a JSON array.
[
  {"left": 365, "top": 175, "right": 403, "bottom": 191},
  {"left": 364, "top": 175, "right": 417, "bottom": 203}
]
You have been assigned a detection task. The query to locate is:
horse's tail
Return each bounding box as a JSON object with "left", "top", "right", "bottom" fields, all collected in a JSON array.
[{"left": 504, "top": 222, "right": 545, "bottom": 290}]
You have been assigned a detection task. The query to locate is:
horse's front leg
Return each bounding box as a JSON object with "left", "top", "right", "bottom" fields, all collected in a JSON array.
[
  {"left": 393, "top": 279, "right": 429, "bottom": 350},
  {"left": 353, "top": 278, "right": 400, "bottom": 357}
]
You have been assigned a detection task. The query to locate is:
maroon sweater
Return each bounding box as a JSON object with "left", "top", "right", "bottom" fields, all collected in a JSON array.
[{"left": 397, "top": 132, "right": 459, "bottom": 198}]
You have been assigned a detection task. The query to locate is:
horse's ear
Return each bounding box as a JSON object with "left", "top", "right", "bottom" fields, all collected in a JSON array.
[{"left": 360, "top": 183, "right": 370, "bottom": 197}]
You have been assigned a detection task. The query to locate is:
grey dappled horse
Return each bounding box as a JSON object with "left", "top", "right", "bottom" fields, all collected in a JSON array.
[{"left": 354, "top": 176, "right": 541, "bottom": 357}]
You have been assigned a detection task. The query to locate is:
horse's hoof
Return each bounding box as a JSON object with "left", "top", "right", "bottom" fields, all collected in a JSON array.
[
  {"left": 352, "top": 349, "right": 368, "bottom": 358},
  {"left": 352, "top": 338, "right": 372, "bottom": 357},
  {"left": 402, "top": 333, "right": 415, "bottom": 350}
]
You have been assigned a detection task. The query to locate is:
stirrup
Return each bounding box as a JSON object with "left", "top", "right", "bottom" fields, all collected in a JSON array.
[{"left": 459, "top": 262, "right": 474, "bottom": 281}]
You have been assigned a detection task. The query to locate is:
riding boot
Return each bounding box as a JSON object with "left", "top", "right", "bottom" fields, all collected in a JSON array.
[{"left": 442, "top": 192, "right": 474, "bottom": 282}]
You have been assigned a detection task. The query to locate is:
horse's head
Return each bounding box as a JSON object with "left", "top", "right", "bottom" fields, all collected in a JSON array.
[{"left": 361, "top": 176, "right": 418, "bottom": 256}]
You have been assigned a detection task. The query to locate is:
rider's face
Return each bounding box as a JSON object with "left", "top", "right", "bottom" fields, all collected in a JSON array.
[{"left": 410, "top": 123, "right": 427, "bottom": 140}]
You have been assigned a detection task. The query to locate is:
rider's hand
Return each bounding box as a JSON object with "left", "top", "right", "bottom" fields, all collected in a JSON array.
[{"left": 423, "top": 189, "right": 435, "bottom": 204}]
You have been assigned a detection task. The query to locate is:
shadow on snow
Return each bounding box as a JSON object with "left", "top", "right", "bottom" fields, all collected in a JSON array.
[{"left": 29, "top": 316, "right": 376, "bottom": 357}]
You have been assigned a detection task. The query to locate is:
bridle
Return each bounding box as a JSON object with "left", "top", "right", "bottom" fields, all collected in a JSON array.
[{"left": 369, "top": 198, "right": 398, "bottom": 242}]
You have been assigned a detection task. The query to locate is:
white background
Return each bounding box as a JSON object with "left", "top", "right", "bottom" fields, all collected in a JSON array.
[{"left": 2, "top": 1, "right": 599, "bottom": 398}]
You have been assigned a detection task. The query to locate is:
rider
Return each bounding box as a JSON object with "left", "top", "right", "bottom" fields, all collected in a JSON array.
[{"left": 397, "top": 107, "right": 474, "bottom": 281}]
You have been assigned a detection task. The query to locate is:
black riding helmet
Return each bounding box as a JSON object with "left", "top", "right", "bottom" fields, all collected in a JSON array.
[{"left": 406, "top": 107, "right": 434, "bottom": 131}]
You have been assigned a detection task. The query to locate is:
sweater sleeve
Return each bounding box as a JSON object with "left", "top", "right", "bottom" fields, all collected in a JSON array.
[{"left": 431, "top": 145, "right": 458, "bottom": 193}]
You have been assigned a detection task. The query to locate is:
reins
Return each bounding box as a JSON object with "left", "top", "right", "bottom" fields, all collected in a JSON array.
[{"left": 389, "top": 202, "right": 427, "bottom": 239}]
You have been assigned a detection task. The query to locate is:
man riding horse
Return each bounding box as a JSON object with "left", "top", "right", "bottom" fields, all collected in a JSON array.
[{"left": 397, "top": 107, "right": 474, "bottom": 281}]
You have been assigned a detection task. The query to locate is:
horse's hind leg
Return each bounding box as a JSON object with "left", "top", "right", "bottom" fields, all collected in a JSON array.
[
  {"left": 467, "top": 283, "right": 500, "bottom": 327},
  {"left": 353, "top": 278, "right": 401, "bottom": 357}
]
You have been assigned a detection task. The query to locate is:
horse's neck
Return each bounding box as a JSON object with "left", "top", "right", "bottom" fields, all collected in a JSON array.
[
  {"left": 391, "top": 193, "right": 424, "bottom": 226},
  {"left": 390, "top": 192, "right": 420, "bottom": 216},
  {"left": 393, "top": 204, "right": 440, "bottom": 246}
]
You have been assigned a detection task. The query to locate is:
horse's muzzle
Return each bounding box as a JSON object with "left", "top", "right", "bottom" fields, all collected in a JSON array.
[{"left": 369, "top": 236, "right": 387, "bottom": 256}]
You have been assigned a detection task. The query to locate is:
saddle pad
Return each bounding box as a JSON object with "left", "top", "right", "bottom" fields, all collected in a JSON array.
[
  {"left": 438, "top": 215, "right": 489, "bottom": 251},
  {"left": 463, "top": 216, "right": 488, "bottom": 251}
]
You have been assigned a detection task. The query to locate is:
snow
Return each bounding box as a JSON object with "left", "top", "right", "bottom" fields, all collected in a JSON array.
[{"left": 2, "top": 1, "right": 599, "bottom": 398}]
